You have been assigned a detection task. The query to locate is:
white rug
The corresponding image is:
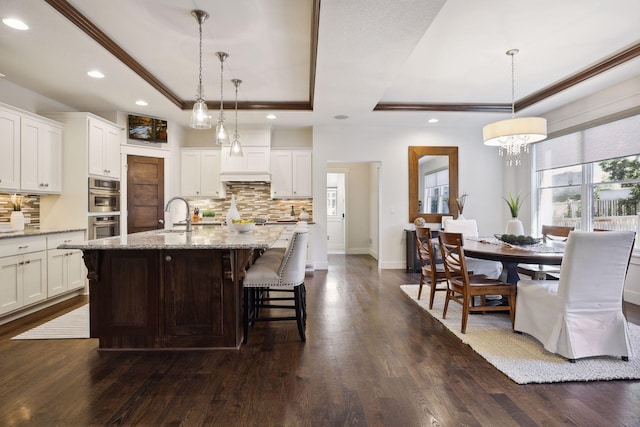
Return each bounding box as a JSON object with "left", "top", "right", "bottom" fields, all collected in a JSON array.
[
  {"left": 12, "top": 304, "right": 90, "bottom": 340},
  {"left": 400, "top": 284, "right": 640, "bottom": 384}
]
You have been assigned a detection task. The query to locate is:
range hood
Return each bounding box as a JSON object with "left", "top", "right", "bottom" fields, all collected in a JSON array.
[
  {"left": 219, "top": 128, "right": 272, "bottom": 182},
  {"left": 219, "top": 172, "right": 271, "bottom": 182}
]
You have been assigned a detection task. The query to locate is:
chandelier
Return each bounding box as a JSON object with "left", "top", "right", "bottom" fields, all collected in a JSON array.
[
  {"left": 189, "top": 10, "right": 211, "bottom": 129},
  {"left": 230, "top": 78, "right": 243, "bottom": 157},
  {"left": 214, "top": 51, "right": 230, "bottom": 145},
  {"left": 482, "top": 49, "right": 547, "bottom": 166}
]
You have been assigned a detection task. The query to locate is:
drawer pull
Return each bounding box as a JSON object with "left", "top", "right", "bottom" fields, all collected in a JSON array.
[
  {"left": 18, "top": 245, "right": 29, "bottom": 249},
  {"left": 64, "top": 239, "right": 72, "bottom": 243}
]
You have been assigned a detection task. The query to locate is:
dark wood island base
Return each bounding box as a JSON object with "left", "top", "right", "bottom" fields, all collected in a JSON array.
[{"left": 62, "top": 227, "right": 283, "bottom": 350}]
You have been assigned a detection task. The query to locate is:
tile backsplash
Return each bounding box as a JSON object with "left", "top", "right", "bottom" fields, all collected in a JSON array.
[
  {"left": 0, "top": 194, "right": 40, "bottom": 227},
  {"left": 187, "top": 183, "right": 313, "bottom": 221}
]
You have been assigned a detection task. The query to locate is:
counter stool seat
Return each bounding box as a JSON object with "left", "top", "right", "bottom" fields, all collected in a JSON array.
[{"left": 242, "top": 230, "right": 309, "bottom": 343}]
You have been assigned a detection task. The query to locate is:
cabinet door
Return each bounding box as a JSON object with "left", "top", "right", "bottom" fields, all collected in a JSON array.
[
  {"left": 0, "top": 255, "right": 22, "bottom": 315},
  {"left": 47, "top": 249, "right": 66, "bottom": 297},
  {"left": 88, "top": 118, "right": 106, "bottom": 176},
  {"left": 200, "top": 151, "right": 225, "bottom": 198},
  {"left": 20, "top": 118, "right": 41, "bottom": 192},
  {"left": 181, "top": 151, "right": 202, "bottom": 196},
  {"left": 23, "top": 252, "right": 47, "bottom": 305},
  {"left": 39, "top": 124, "right": 62, "bottom": 193},
  {"left": 0, "top": 107, "right": 21, "bottom": 191},
  {"left": 292, "top": 151, "right": 312, "bottom": 197},
  {"left": 66, "top": 250, "right": 85, "bottom": 291},
  {"left": 270, "top": 151, "right": 292, "bottom": 197},
  {"left": 104, "top": 125, "right": 121, "bottom": 179},
  {"left": 245, "top": 147, "right": 270, "bottom": 173}
]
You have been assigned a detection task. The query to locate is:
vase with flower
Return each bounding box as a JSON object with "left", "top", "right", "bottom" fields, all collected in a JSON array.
[
  {"left": 456, "top": 193, "right": 468, "bottom": 219},
  {"left": 10, "top": 194, "right": 25, "bottom": 231},
  {"left": 503, "top": 193, "right": 525, "bottom": 235}
]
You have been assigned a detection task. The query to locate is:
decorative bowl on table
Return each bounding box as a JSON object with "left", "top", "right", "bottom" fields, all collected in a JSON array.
[
  {"left": 494, "top": 234, "right": 542, "bottom": 246},
  {"left": 232, "top": 219, "right": 255, "bottom": 233}
]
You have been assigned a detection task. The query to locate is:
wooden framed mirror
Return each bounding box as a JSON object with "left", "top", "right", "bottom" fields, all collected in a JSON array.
[{"left": 408, "top": 146, "right": 458, "bottom": 223}]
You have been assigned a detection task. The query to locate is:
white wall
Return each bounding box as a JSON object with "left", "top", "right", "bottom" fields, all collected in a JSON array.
[{"left": 312, "top": 124, "right": 503, "bottom": 270}]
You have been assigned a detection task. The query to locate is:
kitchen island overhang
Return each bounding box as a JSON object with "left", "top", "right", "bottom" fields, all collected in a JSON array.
[{"left": 59, "top": 227, "right": 283, "bottom": 350}]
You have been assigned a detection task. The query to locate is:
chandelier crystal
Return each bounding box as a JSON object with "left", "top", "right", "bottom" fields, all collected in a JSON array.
[
  {"left": 214, "top": 51, "right": 230, "bottom": 145},
  {"left": 230, "top": 78, "right": 243, "bottom": 157},
  {"left": 483, "top": 49, "right": 547, "bottom": 166},
  {"left": 189, "top": 10, "right": 211, "bottom": 129}
]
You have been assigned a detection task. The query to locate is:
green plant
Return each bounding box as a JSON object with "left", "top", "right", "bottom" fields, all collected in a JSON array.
[
  {"left": 503, "top": 194, "right": 523, "bottom": 218},
  {"left": 10, "top": 194, "right": 23, "bottom": 211}
]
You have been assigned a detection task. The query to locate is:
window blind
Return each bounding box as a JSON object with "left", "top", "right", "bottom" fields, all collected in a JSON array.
[{"left": 535, "top": 114, "right": 640, "bottom": 171}]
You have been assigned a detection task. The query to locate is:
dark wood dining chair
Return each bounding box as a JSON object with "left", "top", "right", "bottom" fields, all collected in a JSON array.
[
  {"left": 415, "top": 227, "right": 448, "bottom": 309},
  {"left": 438, "top": 232, "right": 515, "bottom": 334},
  {"left": 518, "top": 225, "right": 574, "bottom": 280}
]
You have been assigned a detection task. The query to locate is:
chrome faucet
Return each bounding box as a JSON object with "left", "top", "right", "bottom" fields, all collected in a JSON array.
[{"left": 165, "top": 196, "right": 192, "bottom": 232}]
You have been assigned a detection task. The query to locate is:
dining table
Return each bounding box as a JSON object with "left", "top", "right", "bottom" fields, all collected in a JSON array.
[{"left": 462, "top": 237, "right": 565, "bottom": 285}]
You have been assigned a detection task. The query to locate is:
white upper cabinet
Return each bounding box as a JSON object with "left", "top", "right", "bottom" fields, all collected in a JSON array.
[
  {"left": 181, "top": 150, "right": 226, "bottom": 198},
  {"left": 270, "top": 150, "right": 312, "bottom": 198},
  {"left": 88, "top": 117, "right": 121, "bottom": 179},
  {"left": 0, "top": 106, "right": 21, "bottom": 191},
  {"left": 20, "top": 116, "right": 62, "bottom": 194}
]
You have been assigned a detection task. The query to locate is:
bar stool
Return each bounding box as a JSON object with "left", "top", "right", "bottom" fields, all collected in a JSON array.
[{"left": 242, "top": 229, "right": 309, "bottom": 343}]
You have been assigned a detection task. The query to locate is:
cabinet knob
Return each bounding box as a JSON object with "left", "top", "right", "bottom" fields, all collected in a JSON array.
[
  {"left": 25, "top": 260, "right": 30, "bottom": 264},
  {"left": 165, "top": 255, "right": 172, "bottom": 262}
]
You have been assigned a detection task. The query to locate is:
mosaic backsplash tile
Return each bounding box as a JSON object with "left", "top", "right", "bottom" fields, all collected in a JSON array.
[
  {"left": 0, "top": 194, "right": 40, "bottom": 228},
  {"left": 187, "top": 183, "right": 313, "bottom": 221}
]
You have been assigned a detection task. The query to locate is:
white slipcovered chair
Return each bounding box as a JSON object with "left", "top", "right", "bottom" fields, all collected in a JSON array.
[
  {"left": 514, "top": 231, "right": 636, "bottom": 362},
  {"left": 444, "top": 219, "right": 502, "bottom": 279},
  {"left": 242, "top": 229, "right": 309, "bottom": 343}
]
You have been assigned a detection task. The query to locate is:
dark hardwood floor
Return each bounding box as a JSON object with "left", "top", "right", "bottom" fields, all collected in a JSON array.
[{"left": 1, "top": 254, "right": 639, "bottom": 426}]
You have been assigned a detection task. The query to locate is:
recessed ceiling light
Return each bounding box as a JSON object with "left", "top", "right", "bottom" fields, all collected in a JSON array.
[
  {"left": 428, "top": 118, "right": 439, "bottom": 123},
  {"left": 87, "top": 70, "right": 105, "bottom": 79},
  {"left": 334, "top": 115, "right": 349, "bottom": 120},
  {"left": 266, "top": 114, "right": 277, "bottom": 120},
  {"left": 2, "top": 18, "right": 29, "bottom": 30},
  {"left": 135, "top": 100, "right": 148, "bottom": 106}
]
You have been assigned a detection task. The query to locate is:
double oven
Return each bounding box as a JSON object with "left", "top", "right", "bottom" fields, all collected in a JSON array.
[{"left": 88, "top": 177, "right": 121, "bottom": 239}]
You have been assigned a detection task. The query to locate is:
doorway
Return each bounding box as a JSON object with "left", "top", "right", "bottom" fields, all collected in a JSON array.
[{"left": 127, "top": 155, "right": 165, "bottom": 234}]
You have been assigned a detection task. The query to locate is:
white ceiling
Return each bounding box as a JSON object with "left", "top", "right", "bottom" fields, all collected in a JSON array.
[{"left": 1, "top": 0, "right": 639, "bottom": 130}]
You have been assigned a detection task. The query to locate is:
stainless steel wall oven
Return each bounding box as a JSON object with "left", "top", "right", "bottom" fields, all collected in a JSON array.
[
  {"left": 89, "top": 177, "right": 120, "bottom": 213},
  {"left": 89, "top": 215, "right": 120, "bottom": 240}
]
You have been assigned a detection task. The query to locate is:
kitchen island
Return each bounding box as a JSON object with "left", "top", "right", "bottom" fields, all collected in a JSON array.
[{"left": 59, "top": 226, "right": 283, "bottom": 350}]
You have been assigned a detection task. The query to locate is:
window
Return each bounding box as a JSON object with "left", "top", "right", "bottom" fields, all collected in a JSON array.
[
  {"left": 327, "top": 187, "right": 338, "bottom": 217},
  {"left": 422, "top": 169, "right": 449, "bottom": 214},
  {"left": 535, "top": 114, "right": 640, "bottom": 242}
]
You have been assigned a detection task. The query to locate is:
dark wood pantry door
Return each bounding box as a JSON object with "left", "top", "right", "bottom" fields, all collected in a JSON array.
[{"left": 127, "top": 155, "right": 164, "bottom": 234}]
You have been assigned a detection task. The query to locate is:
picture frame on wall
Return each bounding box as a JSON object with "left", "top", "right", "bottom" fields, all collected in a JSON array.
[{"left": 128, "top": 114, "right": 168, "bottom": 143}]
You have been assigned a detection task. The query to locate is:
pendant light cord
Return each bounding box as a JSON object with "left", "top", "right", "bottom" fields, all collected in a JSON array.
[{"left": 197, "top": 20, "right": 203, "bottom": 100}]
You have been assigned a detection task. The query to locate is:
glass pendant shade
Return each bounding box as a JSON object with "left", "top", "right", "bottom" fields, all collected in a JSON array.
[
  {"left": 215, "top": 118, "right": 230, "bottom": 145},
  {"left": 190, "top": 10, "right": 211, "bottom": 129},
  {"left": 230, "top": 137, "right": 243, "bottom": 157},
  {"left": 190, "top": 97, "right": 211, "bottom": 129},
  {"left": 229, "top": 78, "right": 243, "bottom": 157}
]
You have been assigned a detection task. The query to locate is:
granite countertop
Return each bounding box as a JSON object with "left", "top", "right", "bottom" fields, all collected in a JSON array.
[
  {"left": 0, "top": 227, "right": 86, "bottom": 240},
  {"left": 59, "top": 226, "right": 284, "bottom": 250}
]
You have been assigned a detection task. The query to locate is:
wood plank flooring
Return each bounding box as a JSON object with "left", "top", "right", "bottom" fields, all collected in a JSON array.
[{"left": 1, "top": 254, "right": 639, "bottom": 426}]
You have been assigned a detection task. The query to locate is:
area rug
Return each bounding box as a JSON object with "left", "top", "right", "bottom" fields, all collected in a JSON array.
[
  {"left": 11, "top": 304, "right": 90, "bottom": 340},
  {"left": 400, "top": 284, "right": 640, "bottom": 384}
]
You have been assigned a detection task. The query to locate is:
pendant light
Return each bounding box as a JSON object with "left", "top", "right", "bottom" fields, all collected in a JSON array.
[
  {"left": 214, "top": 51, "right": 230, "bottom": 145},
  {"left": 482, "top": 49, "right": 547, "bottom": 166},
  {"left": 189, "top": 10, "right": 211, "bottom": 129},
  {"left": 230, "top": 78, "right": 243, "bottom": 157}
]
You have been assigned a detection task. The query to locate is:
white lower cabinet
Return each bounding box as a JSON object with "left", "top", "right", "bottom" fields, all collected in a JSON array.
[
  {"left": 47, "top": 232, "right": 86, "bottom": 297},
  {"left": 0, "top": 237, "right": 47, "bottom": 316},
  {"left": 0, "top": 232, "right": 86, "bottom": 319}
]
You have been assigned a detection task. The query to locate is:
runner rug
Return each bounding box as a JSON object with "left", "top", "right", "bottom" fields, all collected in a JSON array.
[
  {"left": 11, "top": 304, "right": 90, "bottom": 340},
  {"left": 400, "top": 284, "right": 640, "bottom": 384}
]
